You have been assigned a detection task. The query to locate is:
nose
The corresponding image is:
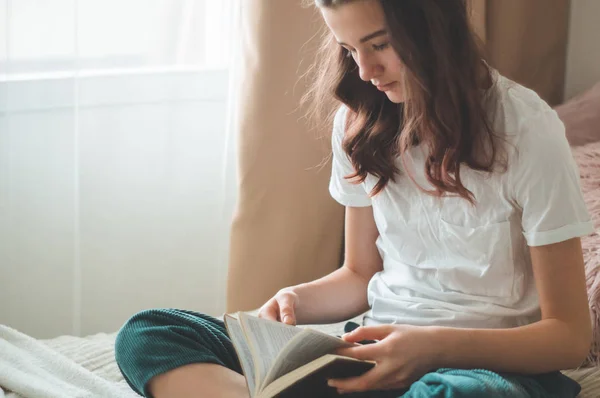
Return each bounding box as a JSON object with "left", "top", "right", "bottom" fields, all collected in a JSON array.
[{"left": 356, "top": 52, "right": 383, "bottom": 82}]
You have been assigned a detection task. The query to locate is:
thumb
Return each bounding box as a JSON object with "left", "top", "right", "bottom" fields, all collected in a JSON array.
[
  {"left": 278, "top": 295, "right": 297, "bottom": 325},
  {"left": 257, "top": 299, "right": 280, "bottom": 322},
  {"left": 342, "top": 325, "right": 393, "bottom": 343}
]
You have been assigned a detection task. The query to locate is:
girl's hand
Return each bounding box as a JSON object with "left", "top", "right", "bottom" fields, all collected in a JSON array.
[
  {"left": 328, "top": 324, "right": 439, "bottom": 393},
  {"left": 257, "top": 288, "right": 300, "bottom": 325}
]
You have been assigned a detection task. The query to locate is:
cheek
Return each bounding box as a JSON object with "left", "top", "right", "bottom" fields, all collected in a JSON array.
[
  {"left": 383, "top": 56, "right": 406, "bottom": 100},
  {"left": 385, "top": 57, "right": 405, "bottom": 80},
  {"left": 386, "top": 76, "right": 407, "bottom": 103}
]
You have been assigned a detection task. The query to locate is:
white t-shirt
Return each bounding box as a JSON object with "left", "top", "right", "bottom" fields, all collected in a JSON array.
[{"left": 329, "top": 69, "right": 595, "bottom": 329}]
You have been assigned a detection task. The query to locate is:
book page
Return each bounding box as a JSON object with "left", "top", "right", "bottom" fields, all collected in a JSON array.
[
  {"left": 238, "top": 313, "right": 303, "bottom": 388},
  {"left": 260, "top": 328, "right": 356, "bottom": 391},
  {"left": 224, "top": 314, "right": 257, "bottom": 396}
]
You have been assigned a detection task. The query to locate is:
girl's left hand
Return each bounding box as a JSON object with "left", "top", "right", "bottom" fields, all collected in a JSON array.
[{"left": 328, "top": 324, "right": 439, "bottom": 394}]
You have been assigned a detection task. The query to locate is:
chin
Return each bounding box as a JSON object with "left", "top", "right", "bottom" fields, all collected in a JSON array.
[{"left": 386, "top": 93, "right": 406, "bottom": 103}]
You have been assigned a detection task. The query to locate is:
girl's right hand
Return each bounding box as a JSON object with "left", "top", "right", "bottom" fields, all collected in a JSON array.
[{"left": 257, "top": 288, "right": 300, "bottom": 325}]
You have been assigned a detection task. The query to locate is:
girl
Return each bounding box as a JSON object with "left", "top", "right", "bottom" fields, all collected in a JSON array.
[{"left": 115, "top": 1, "right": 595, "bottom": 397}]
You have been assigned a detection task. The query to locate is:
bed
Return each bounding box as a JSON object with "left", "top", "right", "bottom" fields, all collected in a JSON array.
[{"left": 1, "top": 313, "right": 600, "bottom": 398}]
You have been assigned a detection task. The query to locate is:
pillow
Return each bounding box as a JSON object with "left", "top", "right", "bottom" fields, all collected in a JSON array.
[
  {"left": 555, "top": 82, "right": 600, "bottom": 147},
  {"left": 571, "top": 141, "right": 600, "bottom": 367}
]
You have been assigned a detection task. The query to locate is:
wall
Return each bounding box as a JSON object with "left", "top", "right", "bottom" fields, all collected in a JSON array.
[{"left": 565, "top": 0, "right": 600, "bottom": 99}]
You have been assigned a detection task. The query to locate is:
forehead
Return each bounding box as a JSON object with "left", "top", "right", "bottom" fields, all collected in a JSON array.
[{"left": 320, "top": 0, "right": 386, "bottom": 44}]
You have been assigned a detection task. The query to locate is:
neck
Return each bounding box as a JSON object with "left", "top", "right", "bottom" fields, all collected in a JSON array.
[{"left": 478, "top": 61, "right": 493, "bottom": 90}]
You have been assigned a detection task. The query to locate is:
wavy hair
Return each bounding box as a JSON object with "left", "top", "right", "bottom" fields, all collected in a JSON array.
[{"left": 302, "top": 0, "right": 506, "bottom": 204}]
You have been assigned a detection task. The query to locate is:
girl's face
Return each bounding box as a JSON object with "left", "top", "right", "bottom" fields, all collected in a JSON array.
[{"left": 321, "top": 0, "right": 406, "bottom": 103}]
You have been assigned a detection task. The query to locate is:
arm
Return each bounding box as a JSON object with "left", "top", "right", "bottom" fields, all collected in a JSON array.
[
  {"left": 289, "top": 205, "right": 383, "bottom": 325},
  {"left": 434, "top": 237, "right": 592, "bottom": 373},
  {"left": 435, "top": 110, "right": 592, "bottom": 372}
]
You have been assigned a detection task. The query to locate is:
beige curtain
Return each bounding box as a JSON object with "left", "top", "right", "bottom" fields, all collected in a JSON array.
[
  {"left": 226, "top": 0, "right": 572, "bottom": 313},
  {"left": 469, "top": 0, "right": 571, "bottom": 106},
  {"left": 226, "top": 1, "right": 344, "bottom": 312}
]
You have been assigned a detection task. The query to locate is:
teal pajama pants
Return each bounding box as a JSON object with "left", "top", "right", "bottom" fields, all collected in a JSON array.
[{"left": 114, "top": 309, "right": 581, "bottom": 398}]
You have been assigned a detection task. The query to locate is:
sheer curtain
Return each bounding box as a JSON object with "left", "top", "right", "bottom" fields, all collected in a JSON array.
[{"left": 0, "top": 0, "right": 238, "bottom": 338}]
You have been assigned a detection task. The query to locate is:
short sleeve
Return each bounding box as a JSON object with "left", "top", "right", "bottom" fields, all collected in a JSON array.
[
  {"left": 511, "top": 109, "right": 595, "bottom": 246},
  {"left": 329, "top": 106, "right": 372, "bottom": 207}
]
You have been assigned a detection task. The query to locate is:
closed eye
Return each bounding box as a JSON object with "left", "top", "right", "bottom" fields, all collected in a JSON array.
[
  {"left": 343, "top": 41, "right": 389, "bottom": 58},
  {"left": 372, "top": 42, "right": 390, "bottom": 51}
]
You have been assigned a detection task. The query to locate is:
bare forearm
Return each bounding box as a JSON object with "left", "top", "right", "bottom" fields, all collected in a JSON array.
[
  {"left": 288, "top": 266, "right": 370, "bottom": 325},
  {"left": 434, "top": 319, "right": 591, "bottom": 373}
]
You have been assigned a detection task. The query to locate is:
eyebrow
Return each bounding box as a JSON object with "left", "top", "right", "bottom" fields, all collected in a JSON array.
[{"left": 338, "top": 29, "right": 387, "bottom": 46}]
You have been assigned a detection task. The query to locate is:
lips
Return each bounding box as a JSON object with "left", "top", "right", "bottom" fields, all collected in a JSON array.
[{"left": 376, "top": 82, "right": 395, "bottom": 91}]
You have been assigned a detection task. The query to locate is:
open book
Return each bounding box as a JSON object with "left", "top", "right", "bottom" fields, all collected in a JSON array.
[{"left": 224, "top": 312, "right": 375, "bottom": 398}]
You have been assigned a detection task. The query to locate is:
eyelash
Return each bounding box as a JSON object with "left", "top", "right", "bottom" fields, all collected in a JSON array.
[
  {"left": 373, "top": 42, "right": 390, "bottom": 51},
  {"left": 344, "top": 42, "right": 390, "bottom": 58}
]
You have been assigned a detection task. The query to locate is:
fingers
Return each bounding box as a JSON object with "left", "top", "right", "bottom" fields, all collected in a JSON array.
[
  {"left": 257, "top": 292, "right": 297, "bottom": 325},
  {"left": 257, "top": 300, "right": 279, "bottom": 321},
  {"left": 277, "top": 294, "right": 296, "bottom": 325},
  {"left": 342, "top": 325, "right": 393, "bottom": 343},
  {"left": 328, "top": 364, "right": 388, "bottom": 393},
  {"left": 336, "top": 344, "right": 378, "bottom": 361}
]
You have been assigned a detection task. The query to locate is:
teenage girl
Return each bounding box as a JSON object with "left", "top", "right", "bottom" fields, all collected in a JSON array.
[{"left": 115, "top": 1, "right": 594, "bottom": 397}]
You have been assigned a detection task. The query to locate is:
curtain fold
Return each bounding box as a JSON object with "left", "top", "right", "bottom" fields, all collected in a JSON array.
[
  {"left": 226, "top": 0, "right": 572, "bottom": 313},
  {"left": 470, "top": 0, "right": 571, "bottom": 105},
  {"left": 225, "top": 1, "right": 344, "bottom": 312}
]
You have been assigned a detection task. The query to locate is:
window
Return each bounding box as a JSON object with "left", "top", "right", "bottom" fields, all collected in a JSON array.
[{"left": 0, "top": 0, "right": 233, "bottom": 78}]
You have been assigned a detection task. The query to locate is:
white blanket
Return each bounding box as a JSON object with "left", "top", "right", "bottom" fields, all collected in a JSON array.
[{"left": 0, "top": 325, "right": 138, "bottom": 398}]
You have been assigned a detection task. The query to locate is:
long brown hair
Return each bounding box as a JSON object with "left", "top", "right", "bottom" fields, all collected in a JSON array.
[{"left": 302, "top": 0, "right": 505, "bottom": 204}]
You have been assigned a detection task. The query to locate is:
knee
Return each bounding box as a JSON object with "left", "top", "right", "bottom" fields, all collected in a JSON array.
[
  {"left": 114, "top": 308, "right": 240, "bottom": 396},
  {"left": 115, "top": 308, "right": 170, "bottom": 367}
]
